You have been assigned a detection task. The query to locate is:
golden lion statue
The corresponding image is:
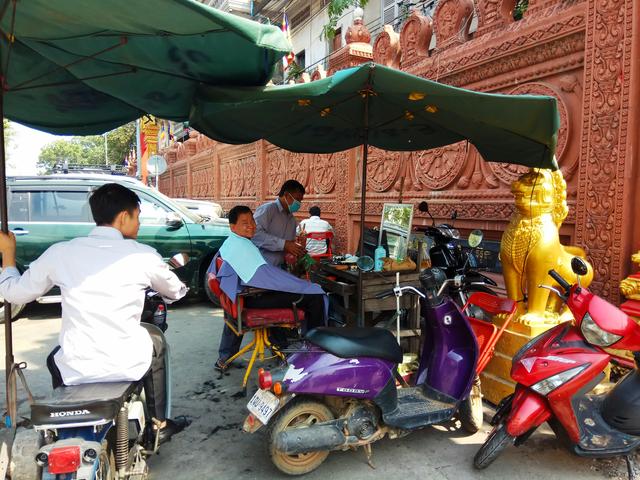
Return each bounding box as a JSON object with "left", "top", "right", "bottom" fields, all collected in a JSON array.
[
  {"left": 620, "top": 252, "right": 640, "bottom": 300},
  {"left": 500, "top": 168, "right": 593, "bottom": 326}
]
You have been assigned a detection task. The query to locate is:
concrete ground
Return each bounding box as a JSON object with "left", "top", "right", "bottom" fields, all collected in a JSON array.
[{"left": 0, "top": 300, "right": 629, "bottom": 480}]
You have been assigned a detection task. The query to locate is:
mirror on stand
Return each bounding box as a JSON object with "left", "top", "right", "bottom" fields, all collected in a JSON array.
[{"left": 380, "top": 203, "right": 414, "bottom": 261}]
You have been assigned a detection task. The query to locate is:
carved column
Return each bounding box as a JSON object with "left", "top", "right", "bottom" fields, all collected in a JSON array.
[
  {"left": 575, "top": 0, "right": 640, "bottom": 301},
  {"left": 186, "top": 162, "right": 192, "bottom": 198}
]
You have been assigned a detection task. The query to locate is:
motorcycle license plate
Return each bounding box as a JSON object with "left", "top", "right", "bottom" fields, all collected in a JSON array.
[{"left": 247, "top": 389, "right": 279, "bottom": 425}]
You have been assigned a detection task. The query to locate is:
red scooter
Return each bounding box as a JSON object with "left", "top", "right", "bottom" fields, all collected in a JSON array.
[{"left": 474, "top": 257, "right": 640, "bottom": 470}]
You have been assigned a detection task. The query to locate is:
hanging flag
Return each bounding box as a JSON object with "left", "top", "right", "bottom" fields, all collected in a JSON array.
[{"left": 281, "top": 13, "right": 295, "bottom": 70}]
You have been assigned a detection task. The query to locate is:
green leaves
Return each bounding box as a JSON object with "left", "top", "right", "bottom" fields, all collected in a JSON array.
[
  {"left": 38, "top": 122, "right": 136, "bottom": 173},
  {"left": 321, "top": 0, "right": 369, "bottom": 41}
]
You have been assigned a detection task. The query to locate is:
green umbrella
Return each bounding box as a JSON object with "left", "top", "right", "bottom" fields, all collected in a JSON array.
[
  {"left": 191, "top": 62, "right": 559, "bottom": 324},
  {"left": 1, "top": 0, "right": 291, "bottom": 134},
  {"left": 190, "top": 62, "right": 559, "bottom": 168},
  {"left": 0, "top": 0, "right": 290, "bottom": 427}
]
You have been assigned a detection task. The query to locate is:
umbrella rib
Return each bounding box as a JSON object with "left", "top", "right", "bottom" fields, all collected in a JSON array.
[
  {"left": 9, "top": 38, "right": 127, "bottom": 90},
  {"left": 10, "top": 70, "right": 136, "bottom": 92}
]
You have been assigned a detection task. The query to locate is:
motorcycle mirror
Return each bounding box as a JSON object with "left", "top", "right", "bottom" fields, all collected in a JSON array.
[
  {"left": 571, "top": 257, "right": 588, "bottom": 276},
  {"left": 418, "top": 201, "right": 436, "bottom": 226},
  {"left": 168, "top": 253, "right": 189, "bottom": 269},
  {"left": 451, "top": 210, "right": 457, "bottom": 221},
  {"left": 356, "top": 255, "right": 374, "bottom": 272},
  {"left": 467, "top": 229, "right": 484, "bottom": 248}
]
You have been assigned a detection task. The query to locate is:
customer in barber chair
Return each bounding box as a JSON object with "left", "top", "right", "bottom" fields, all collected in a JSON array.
[{"left": 211, "top": 205, "right": 328, "bottom": 372}]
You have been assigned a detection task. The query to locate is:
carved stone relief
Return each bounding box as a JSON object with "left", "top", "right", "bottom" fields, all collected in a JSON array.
[
  {"left": 266, "top": 148, "right": 286, "bottom": 195},
  {"left": 366, "top": 147, "right": 402, "bottom": 192},
  {"left": 433, "top": 0, "right": 474, "bottom": 49},
  {"left": 373, "top": 25, "right": 401, "bottom": 69},
  {"left": 312, "top": 152, "right": 340, "bottom": 194},
  {"left": 410, "top": 141, "right": 467, "bottom": 190},
  {"left": 400, "top": 11, "right": 433, "bottom": 66},
  {"left": 191, "top": 164, "right": 214, "bottom": 198}
]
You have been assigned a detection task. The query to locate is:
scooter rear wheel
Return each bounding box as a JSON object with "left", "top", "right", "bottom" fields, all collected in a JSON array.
[
  {"left": 268, "top": 400, "right": 334, "bottom": 476},
  {"left": 473, "top": 423, "right": 514, "bottom": 469}
]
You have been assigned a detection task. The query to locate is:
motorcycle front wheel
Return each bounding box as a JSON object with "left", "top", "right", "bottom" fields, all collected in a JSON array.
[
  {"left": 268, "top": 400, "right": 334, "bottom": 476},
  {"left": 473, "top": 423, "right": 515, "bottom": 469}
]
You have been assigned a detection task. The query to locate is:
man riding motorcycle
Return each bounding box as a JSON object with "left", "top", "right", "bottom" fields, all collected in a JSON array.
[{"left": 0, "top": 183, "right": 189, "bottom": 442}]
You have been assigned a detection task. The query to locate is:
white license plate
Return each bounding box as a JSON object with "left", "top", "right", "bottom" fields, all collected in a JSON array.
[{"left": 247, "top": 389, "right": 280, "bottom": 425}]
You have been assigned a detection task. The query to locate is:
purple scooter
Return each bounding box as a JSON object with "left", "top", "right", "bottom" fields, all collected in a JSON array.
[{"left": 243, "top": 267, "right": 488, "bottom": 476}]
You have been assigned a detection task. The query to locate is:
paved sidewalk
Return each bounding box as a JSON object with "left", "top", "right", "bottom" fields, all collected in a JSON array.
[{"left": 0, "top": 301, "right": 630, "bottom": 479}]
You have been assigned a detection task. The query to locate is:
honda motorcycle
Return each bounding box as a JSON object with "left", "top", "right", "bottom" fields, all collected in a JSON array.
[
  {"left": 474, "top": 257, "right": 640, "bottom": 471},
  {"left": 242, "top": 268, "right": 515, "bottom": 475}
]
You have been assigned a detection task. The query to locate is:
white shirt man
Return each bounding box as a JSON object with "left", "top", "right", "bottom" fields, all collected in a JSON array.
[
  {"left": 0, "top": 226, "right": 186, "bottom": 384},
  {"left": 0, "top": 184, "right": 187, "bottom": 386},
  {"left": 297, "top": 206, "right": 334, "bottom": 255}
]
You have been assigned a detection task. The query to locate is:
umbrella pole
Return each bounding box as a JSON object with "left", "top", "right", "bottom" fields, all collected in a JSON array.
[
  {"left": 357, "top": 142, "right": 368, "bottom": 327},
  {"left": 0, "top": 91, "right": 16, "bottom": 427}
]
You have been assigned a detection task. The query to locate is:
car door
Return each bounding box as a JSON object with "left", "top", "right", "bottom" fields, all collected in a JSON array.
[{"left": 8, "top": 186, "right": 94, "bottom": 270}]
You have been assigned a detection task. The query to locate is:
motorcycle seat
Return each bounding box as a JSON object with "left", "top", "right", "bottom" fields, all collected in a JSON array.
[
  {"left": 306, "top": 327, "right": 403, "bottom": 363},
  {"left": 31, "top": 381, "right": 139, "bottom": 427}
]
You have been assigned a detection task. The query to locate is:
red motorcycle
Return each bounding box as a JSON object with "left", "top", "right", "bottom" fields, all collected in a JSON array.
[{"left": 474, "top": 258, "right": 640, "bottom": 470}]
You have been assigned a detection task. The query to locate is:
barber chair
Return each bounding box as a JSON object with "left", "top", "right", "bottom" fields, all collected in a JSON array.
[{"left": 208, "top": 257, "right": 304, "bottom": 392}]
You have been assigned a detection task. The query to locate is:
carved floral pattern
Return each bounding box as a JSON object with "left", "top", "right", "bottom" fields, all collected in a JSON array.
[
  {"left": 366, "top": 147, "right": 402, "bottom": 192},
  {"left": 267, "top": 149, "right": 286, "bottom": 195},
  {"left": 312, "top": 153, "right": 340, "bottom": 194},
  {"left": 575, "top": 0, "right": 631, "bottom": 300},
  {"left": 410, "top": 142, "right": 467, "bottom": 190},
  {"left": 191, "top": 165, "right": 214, "bottom": 198}
]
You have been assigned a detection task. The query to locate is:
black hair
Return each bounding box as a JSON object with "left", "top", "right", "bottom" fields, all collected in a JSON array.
[
  {"left": 309, "top": 206, "right": 321, "bottom": 217},
  {"left": 89, "top": 183, "right": 140, "bottom": 225},
  {"left": 278, "top": 179, "right": 305, "bottom": 197},
  {"left": 228, "top": 205, "right": 253, "bottom": 224}
]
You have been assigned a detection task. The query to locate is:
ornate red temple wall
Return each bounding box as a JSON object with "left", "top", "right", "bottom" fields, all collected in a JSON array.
[{"left": 159, "top": 0, "right": 640, "bottom": 302}]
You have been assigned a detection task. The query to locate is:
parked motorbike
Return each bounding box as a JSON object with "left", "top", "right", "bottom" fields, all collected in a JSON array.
[
  {"left": 9, "top": 254, "right": 187, "bottom": 480},
  {"left": 474, "top": 257, "right": 640, "bottom": 471},
  {"left": 414, "top": 201, "right": 497, "bottom": 310},
  {"left": 242, "top": 268, "right": 515, "bottom": 475}
]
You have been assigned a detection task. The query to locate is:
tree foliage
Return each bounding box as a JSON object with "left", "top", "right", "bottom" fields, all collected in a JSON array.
[
  {"left": 321, "top": 0, "right": 369, "bottom": 40},
  {"left": 38, "top": 122, "right": 136, "bottom": 172}
]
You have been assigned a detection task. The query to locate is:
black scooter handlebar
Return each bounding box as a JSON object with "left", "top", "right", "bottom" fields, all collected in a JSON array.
[
  {"left": 374, "top": 290, "right": 395, "bottom": 299},
  {"left": 548, "top": 269, "right": 571, "bottom": 293}
]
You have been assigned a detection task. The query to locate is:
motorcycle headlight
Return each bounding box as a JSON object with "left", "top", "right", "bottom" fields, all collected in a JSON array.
[
  {"left": 530, "top": 364, "right": 590, "bottom": 395},
  {"left": 580, "top": 312, "right": 622, "bottom": 347}
]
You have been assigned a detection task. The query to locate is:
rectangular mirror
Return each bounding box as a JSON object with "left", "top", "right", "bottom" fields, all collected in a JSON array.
[{"left": 379, "top": 203, "right": 414, "bottom": 261}]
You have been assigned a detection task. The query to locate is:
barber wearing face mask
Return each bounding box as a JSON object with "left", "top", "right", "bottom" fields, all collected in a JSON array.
[{"left": 251, "top": 179, "right": 306, "bottom": 267}]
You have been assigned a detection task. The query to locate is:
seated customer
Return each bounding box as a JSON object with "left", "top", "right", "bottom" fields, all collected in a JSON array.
[{"left": 212, "top": 205, "right": 327, "bottom": 371}]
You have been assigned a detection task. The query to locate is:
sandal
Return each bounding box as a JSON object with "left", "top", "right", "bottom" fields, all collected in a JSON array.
[{"left": 214, "top": 358, "right": 228, "bottom": 373}]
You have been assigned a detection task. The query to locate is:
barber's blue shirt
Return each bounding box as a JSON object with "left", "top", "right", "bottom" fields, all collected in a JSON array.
[{"left": 251, "top": 199, "right": 297, "bottom": 266}]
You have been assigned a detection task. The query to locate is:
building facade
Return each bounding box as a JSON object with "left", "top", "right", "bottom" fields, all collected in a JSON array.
[{"left": 159, "top": 0, "right": 640, "bottom": 308}]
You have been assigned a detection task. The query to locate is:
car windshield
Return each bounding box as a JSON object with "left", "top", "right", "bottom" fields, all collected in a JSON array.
[{"left": 146, "top": 188, "right": 204, "bottom": 223}]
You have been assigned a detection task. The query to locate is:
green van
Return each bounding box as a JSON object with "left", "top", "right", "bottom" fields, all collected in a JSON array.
[{"left": 4, "top": 174, "right": 229, "bottom": 318}]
